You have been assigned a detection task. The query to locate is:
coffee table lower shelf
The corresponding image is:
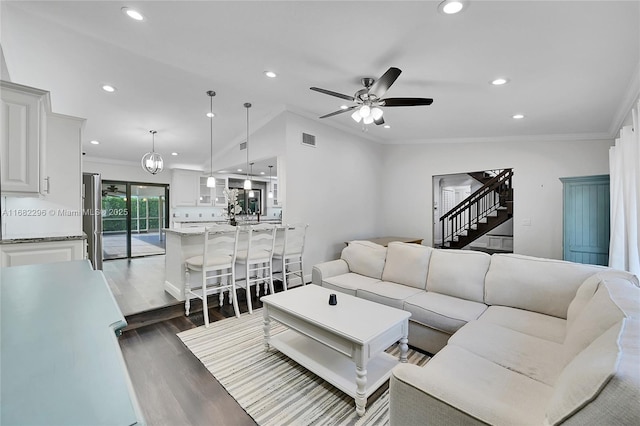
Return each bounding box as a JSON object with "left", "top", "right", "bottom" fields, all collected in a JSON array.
[{"left": 269, "top": 329, "right": 400, "bottom": 400}]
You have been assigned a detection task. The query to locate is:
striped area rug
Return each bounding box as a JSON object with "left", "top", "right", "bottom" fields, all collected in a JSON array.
[{"left": 177, "top": 311, "right": 430, "bottom": 426}]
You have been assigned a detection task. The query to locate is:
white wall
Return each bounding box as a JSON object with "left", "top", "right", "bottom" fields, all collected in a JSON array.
[
  {"left": 83, "top": 158, "right": 172, "bottom": 184},
  {"left": 284, "top": 112, "right": 384, "bottom": 274},
  {"left": 380, "top": 138, "right": 612, "bottom": 260}
]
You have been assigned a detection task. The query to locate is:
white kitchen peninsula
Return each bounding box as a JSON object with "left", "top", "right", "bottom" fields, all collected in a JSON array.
[
  {"left": 164, "top": 227, "right": 207, "bottom": 300},
  {"left": 164, "top": 222, "right": 282, "bottom": 301}
]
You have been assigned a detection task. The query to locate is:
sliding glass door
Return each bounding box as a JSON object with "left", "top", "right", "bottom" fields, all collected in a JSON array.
[{"left": 101, "top": 180, "right": 169, "bottom": 260}]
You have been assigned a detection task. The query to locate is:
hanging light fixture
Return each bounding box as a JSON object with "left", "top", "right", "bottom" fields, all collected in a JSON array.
[
  {"left": 206, "top": 90, "right": 216, "bottom": 187},
  {"left": 243, "top": 103, "right": 252, "bottom": 191},
  {"left": 268, "top": 165, "right": 274, "bottom": 199},
  {"left": 248, "top": 162, "right": 255, "bottom": 198},
  {"left": 141, "top": 130, "right": 164, "bottom": 174}
]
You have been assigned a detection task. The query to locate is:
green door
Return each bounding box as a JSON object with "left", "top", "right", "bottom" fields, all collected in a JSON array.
[{"left": 560, "top": 175, "right": 610, "bottom": 265}]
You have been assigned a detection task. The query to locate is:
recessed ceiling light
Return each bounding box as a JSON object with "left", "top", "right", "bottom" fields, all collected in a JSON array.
[
  {"left": 218, "top": 170, "right": 228, "bottom": 174},
  {"left": 491, "top": 78, "right": 509, "bottom": 86},
  {"left": 512, "top": 114, "right": 525, "bottom": 119},
  {"left": 340, "top": 105, "right": 349, "bottom": 110},
  {"left": 101, "top": 84, "right": 116, "bottom": 93},
  {"left": 237, "top": 168, "right": 243, "bottom": 172},
  {"left": 171, "top": 152, "right": 178, "bottom": 156},
  {"left": 383, "top": 125, "right": 391, "bottom": 129},
  {"left": 438, "top": 0, "right": 466, "bottom": 15},
  {"left": 122, "top": 7, "right": 144, "bottom": 21},
  {"left": 260, "top": 171, "right": 265, "bottom": 175},
  {"left": 206, "top": 112, "right": 215, "bottom": 118},
  {"left": 264, "top": 71, "right": 277, "bottom": 78},
  {"left": 90, "top": 140, "right": 100, "bottom": 145}
]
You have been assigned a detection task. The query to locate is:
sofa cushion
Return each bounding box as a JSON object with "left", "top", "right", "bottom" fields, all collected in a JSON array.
[
  {"left": 356, "top": 281, "right": 423, "bottom": 310},
  {"left": 381, "top": 242, "right": 432, "bottom": 289},
  {"left": 392, "top": 345, "right": 553, "bottom": 425},
  {"left": 566, "top": 270, "right": 639, "bottom": 331},
  {"left": 426, "top": 249, "right": 490, "bottom": 303},
  {"left": 403, "top": 291, "right": 487, "bottom": 335},
  {"left": 478, "top": 306, "right": 566, "bottom": 343},
  {"left": 484, "top": 254, "right": 605, "bottom": 318},
  {"left": 449, "top": 321, "right": 564, "bottom": 386},
  {"left": 546, "top": 320, "right": 623, "bottom": 425},
  {"left": 563, "top": 283, "right": 625, "bottom": 364},
  {"left": 322, "top": 273, "right": 380, "bottom": 297},
  {"left": 341, "top": 240, "right": 387, "bottom": 280}
]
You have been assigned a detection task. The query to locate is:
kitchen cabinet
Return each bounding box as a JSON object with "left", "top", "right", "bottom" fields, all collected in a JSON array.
[
  {"left": 213, "top": 177, "right": 228, "bottom": 207},
  {"left": 171, "top": 169, "right": 219, "bottom": 207},
  {"left": 171, "top": 169, "right": 199, "bottom": 207},
  {"left": 268, "top": 181, "right": 280, "bottom": 207},
  {"left": 0, "top": 81, "right": 49, "bottom": 195},
  {"left": 0, "top": 238, "right": 85, "bottom": 267},
  {"left": 198, "top": 175, "right": 214, "bottom": 205}
]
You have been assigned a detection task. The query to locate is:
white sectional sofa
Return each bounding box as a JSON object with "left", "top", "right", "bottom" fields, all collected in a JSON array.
[{"left": 311, "top": 241, "right": 640, "bottom": 425}]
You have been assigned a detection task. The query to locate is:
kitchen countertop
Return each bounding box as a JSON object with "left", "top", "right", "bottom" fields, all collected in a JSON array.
[
  {"left": 0, "top": 233, "right": 87, "bottom": 245},
  {"left": 164, "top": 221, "right": 283, "bottom": 236}
]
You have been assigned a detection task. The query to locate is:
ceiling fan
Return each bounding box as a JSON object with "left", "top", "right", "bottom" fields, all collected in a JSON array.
[
  {"left": 310, "top": 67, "right": 433, "bottom": 126},
  {"left": 102, "top": 184, "right": 126, "bottom": 197}
]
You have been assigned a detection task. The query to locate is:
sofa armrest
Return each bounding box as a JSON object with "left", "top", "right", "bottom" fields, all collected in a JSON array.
[
  {"left": 390, "top": 364, "right": 483, "bottom": 426},
  {"left": 312, "top": 259, "right": 350, "bottom": 285}
]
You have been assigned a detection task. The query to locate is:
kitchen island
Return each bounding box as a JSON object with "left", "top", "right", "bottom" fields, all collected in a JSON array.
[{"left": 164, "top": 222, "right": 282, "bottom": 300}]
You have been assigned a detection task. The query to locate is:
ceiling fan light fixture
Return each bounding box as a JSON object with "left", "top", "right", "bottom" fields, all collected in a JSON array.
[
  {"left": 359, "top": 105, "right": 371, "bottom": 118},
  {"left": 351, "top": 110, "right": 362, "bottom": 123},
  {"left": 363, "top": 115, "right": 374, "bottom": 125},
  {"left": 371, "top": 107, "right": 383, "bottom": 120}
]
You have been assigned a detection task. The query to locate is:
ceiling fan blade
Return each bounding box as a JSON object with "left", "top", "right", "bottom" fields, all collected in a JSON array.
[
  {"left": 319, "top": 105, "right": 358, "bottom": 119},
  {"left": 382, "top": 97, "right": 434, "bottom": 107},
  {"left": 368, "top": 67, "right": 402, "bottom": 98},
  {"left": 310, "top": 87, "right": 355, "bottom": 101},
  {"left": 374, "top": 116, "right": 385, "bottom": 125}
]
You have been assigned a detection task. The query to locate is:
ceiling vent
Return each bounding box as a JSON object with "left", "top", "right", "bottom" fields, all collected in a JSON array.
[
  {"left": 301, "top": 133, "right": 316, "bottom": 148},
  {"left": 240, "top": 141, "right": 247, "bottom": 150}
]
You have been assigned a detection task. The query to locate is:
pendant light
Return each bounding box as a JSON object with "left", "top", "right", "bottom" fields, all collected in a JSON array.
[
  {"left": 141, "top": 130, "right": 164, "bottom": 175},
  {"left": 248, "top": 163, "right": 255, "bottom": 198},
  {"left": 243, "top": 102, "right": 252, "bottom": 191},
  {"left": 267, "top": 165, "right": 274, "bottom": 199},
  {"left": 206, "top": 90, "right": 216, "bottom": 187}
]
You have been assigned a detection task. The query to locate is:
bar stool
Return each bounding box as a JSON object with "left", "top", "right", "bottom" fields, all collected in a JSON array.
[
  {"left": 184, "top": 225, "right": 240, "bottom": 327},
  {"left": 235, "top": 223, "right": 276, "bottom": 314},
  {"left": 273, "top": 223, "right": 308, "bottom": 290}
]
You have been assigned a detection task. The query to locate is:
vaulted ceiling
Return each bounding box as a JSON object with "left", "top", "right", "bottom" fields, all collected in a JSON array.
[{"left": 1, "top": 1, "right": 638, "bottom": 173}]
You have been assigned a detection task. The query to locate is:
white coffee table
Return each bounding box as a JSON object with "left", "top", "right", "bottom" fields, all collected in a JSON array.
[{"left": 261, "top": 285, "right": 411, "bottom": 416}]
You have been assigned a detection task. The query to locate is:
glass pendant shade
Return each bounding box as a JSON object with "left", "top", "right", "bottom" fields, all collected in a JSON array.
[
  {"left": 248, "top": 190, "right": 255, "bottom": 198},
  {"left": 351, "top": 110, "right": 362, "bottom": 123},
  {"left": 371, "top": 107, "right": 383, "bottom": 120},
  {"left": 141, "top": 130, "right": 163, "bottom": 175},
  {"left": 243, "top": 179, "right": 252, "bottom": 190},
  {"left": 268, "top": 191, "right": 273, "bottom": 199},
  {"left": 363, "top": 115, "right": 374, "bottom": 125},
  {"left": 359, "top": 105, "right": 371, "bottom": 118},
  {"left": 206, "top": 176, "right": 216, "bottom": 188}
]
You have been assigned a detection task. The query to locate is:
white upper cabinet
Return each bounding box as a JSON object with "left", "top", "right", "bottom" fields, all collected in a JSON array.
[
  {"left": 213, "top": 177, "right": 228, "bottom": 207},
  {"left": 171, "top": 169, "right": 199, "bottom": 207},
  {"left": 0, "top": 81, "right": 49, "bottom": 195}
]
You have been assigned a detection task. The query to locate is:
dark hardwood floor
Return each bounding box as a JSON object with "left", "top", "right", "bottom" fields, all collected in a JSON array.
[{"left": 119, "top": 289, "right": 271, "bottom": 426}]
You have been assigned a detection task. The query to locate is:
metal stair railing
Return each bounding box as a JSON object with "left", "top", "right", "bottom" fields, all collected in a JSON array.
[{"left": 440, "top": 169, "right": 513, "bottom": 248}]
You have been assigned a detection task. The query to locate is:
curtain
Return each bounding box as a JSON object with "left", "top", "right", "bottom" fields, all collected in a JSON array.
[{"left": 609, "top": 99, "right": 640, "bottom": 276}]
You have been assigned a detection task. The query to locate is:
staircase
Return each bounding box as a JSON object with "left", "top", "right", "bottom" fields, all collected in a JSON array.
[{"left": 439, "top": 169, "right": 513, "bottom": 249}]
